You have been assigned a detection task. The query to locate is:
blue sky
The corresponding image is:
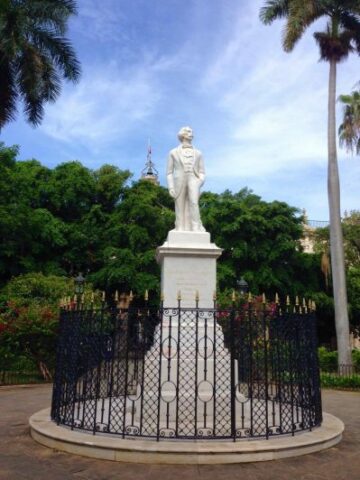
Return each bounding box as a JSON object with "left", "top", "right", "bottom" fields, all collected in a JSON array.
[{"left": 2, "top": 0, "right": 360, "bottom": 220}]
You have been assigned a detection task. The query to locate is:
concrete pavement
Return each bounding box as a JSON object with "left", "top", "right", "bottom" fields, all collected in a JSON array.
[{"left": 0, "top": 385, "right": 359, "bottom": 480}]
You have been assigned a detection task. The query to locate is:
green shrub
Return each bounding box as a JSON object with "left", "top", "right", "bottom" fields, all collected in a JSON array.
[
  {"left": 320, "top": 372, "right": 360, "bottom": 390},
  {"left": 353, "top": 349, "right": 360, "bottom": 370},
  {"left": 0, "top": 273, "right": 87, "bottom": 376},
  {"left": 318, "top": 346, "right": 338, "bottom": 372}
]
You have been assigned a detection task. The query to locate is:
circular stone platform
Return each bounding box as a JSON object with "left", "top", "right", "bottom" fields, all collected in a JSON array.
[{"left": 29, "top": 409, "right": 343, "bottom": 464}]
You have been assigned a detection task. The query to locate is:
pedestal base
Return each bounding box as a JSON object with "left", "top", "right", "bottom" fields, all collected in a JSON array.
[
  {"left": 30, "top": 410, "right": 344, "bottom": 464},
  {"left": 156, "top": 230, "right": 222, "bottom": 308}
]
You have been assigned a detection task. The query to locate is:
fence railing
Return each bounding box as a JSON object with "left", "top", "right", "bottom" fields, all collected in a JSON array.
[{"left": 51, "top": 302, "right": 322, "bottom": 441}]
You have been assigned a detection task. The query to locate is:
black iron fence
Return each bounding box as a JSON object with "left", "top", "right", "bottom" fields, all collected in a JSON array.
[{"left": 51, "top": 302, "right": 322, "bottom": 440}]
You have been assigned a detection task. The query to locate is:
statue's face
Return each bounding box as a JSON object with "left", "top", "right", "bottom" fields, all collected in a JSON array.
[{"left": 181, "top": 127, "right": 193, "bottom": 142}]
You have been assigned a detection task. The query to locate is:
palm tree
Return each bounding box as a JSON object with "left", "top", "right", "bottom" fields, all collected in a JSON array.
[
  {"left": 339, "top": 90, "right": 360, "bottom": 154},
  {"left": 0, "top": 0, "right": 80, "bottom": 128},
  {"left": 260, "top": 0, "right": 360, "bottom": 367}
]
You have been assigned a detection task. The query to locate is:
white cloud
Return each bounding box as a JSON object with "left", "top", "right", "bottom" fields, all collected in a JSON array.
[{"left": 41, "top": 61, "right": 162, "bottom": 147}]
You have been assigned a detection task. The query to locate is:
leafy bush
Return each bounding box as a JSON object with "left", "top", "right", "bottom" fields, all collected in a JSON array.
[
  {"left": 320, "top": 372, "right": 360, "bottom": 390},
  {"left": 0, "top": 273, "right": 88, "bottom": 377},
  {"left": 318, "top": 346, "right": 338, "bottom": 372}
]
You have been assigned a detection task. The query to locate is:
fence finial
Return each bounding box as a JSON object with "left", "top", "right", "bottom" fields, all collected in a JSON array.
[
  {"left": 195, "top": 290, "right": 199, "bottom": 302},
  {"left": 144, "top": 289, "right": 149, "bottom": 301},
  {"left": 231, "top": 289, "right": 236, "bottom": 302},
  {"left": 129, "top": 290, "right": 134, "bottom": 302},
  {"left": 177, "top": 290, "right": 182, "bottom": 301},
  {"left": 115, "top": 290, "right": 119, "bottom": 302},
  {"left": 275, "top": 292, "right": 279, "bottom": 304}
]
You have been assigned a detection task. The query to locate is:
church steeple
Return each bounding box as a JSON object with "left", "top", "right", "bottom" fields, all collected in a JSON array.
[{"left": 141, "top": 140, "right": 159, "bottom": 185}]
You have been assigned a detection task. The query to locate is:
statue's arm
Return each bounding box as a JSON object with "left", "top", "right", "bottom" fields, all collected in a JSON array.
[
  {"left": 198, "top": 153, "right": 205, "bottom": 184},
  {"left": 166, "top": 152, "right": 176, "bottom": 197}
]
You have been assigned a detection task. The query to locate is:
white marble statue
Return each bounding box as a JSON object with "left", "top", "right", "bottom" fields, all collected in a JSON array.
[{"left": 167, "top": 126, "right": 205, "bottom": 231}]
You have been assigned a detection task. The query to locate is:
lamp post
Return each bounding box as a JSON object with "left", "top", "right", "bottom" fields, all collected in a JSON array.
[
  {"left": 74, "top": 272, "right": 85, "bottom": 303},
  {"left": 236, "top": 277, "right": 249, "bottom": 296}
]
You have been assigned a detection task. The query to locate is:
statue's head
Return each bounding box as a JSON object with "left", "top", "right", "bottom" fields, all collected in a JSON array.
[{"left": 177, "top": 126, "right": 193, "bottom": 143}]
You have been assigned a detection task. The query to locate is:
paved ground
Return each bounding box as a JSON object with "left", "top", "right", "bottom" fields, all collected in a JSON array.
[{"left": 0, "top": 385, "right": 359, "bottom": 480}]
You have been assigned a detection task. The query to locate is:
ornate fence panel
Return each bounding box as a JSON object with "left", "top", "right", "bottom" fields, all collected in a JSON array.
[{"left": 51, "top": 302, "right": 322, "bottom": 441}]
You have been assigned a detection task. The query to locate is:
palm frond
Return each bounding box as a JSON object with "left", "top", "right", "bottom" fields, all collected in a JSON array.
[
  {"left": 31, "top": 27, "right": 81, "bottom": 81},
  {"left": 338, "top": 89, "right": 360, "bottom": 154},
  {"left": 260, "top": 0, "right": 290, "bottom": 25},
  {"left": 0, "top": 52, "right": 18, "bottom": 129},
  {"left": 17, "top": 46, "right": 47, "bottom": 126},
  {"left": 23, "top": 0, "right": 78, "bottom": 36},
  {"left": 283, "top": 1, "right": 322, "bottom": 51},
  {"left": 338, "top": 10, "right": 360, "bottom": 53}
]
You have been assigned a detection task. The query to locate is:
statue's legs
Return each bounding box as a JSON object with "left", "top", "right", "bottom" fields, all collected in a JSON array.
[
  {"left": 188, "top": 176, "right": 204, "bottom": 231},
  {"left": 174, "top": 186, "right": 188, "bottom": 230}
]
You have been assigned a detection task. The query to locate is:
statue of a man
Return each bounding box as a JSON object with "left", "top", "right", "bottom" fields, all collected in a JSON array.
[{"left": 167, "top": 127, "right": 206, "bottom": 232}]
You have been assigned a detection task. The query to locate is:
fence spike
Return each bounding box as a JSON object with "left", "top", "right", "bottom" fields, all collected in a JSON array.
[
  {"left": 195, "top": 290, "right": 199, "bottom": 302},
  {"left": 115, "top": 290, "right": 119, "bottom": 302},
  {"left": 302, "top": 297, "right": 306, "bottom": 307},
  {"left": 275, "top": 292, "right": 279, "bottom": 304},
  {"left": 129, "top": 290, "right": 134, "bottom": 302},
  {"left": 144, "top": 289, "right": 149, "bottom": 301},
  {"left": 231, "top": 289, "right": 236, "bottom": 302},
  {"left": 160, "top": 292, "right": 164, "bottom": 302},
  {"left": 177, "top": 290, "right": 182, "bottom": 301}
]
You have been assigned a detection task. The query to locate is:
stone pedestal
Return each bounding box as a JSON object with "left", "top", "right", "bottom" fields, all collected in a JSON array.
[
  {"left": 156, "top": 230, "right": 222, "bottom": 308},
  {"left": 137, "top": 230, "right": 226, "bottom": 427}
]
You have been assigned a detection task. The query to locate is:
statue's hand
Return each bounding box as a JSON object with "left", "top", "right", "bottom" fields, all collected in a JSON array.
[{"left": 169, "top": 188, "right": 176, "bottom": 198}]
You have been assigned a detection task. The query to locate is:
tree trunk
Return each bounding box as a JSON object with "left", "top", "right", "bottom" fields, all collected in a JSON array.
[{"left": 327, "top": 59, "right": 352, "bottom": 368}]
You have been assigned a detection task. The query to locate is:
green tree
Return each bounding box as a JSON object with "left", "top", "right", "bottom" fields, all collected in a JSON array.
[
  {"left": 200, "top": 189, "right": 321, "bottom": 295},
  {"left": 260, "top": 0, "right": 360, "bottom": 366},
  {"left": 339, "top": 90, "right": 360, "bottom": 154},
  {"left": 0, "top": 0, "right": 80, "bottom": 128},
  {"left": 90, "top": 180, "right": 174, "bottom": 296}
]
